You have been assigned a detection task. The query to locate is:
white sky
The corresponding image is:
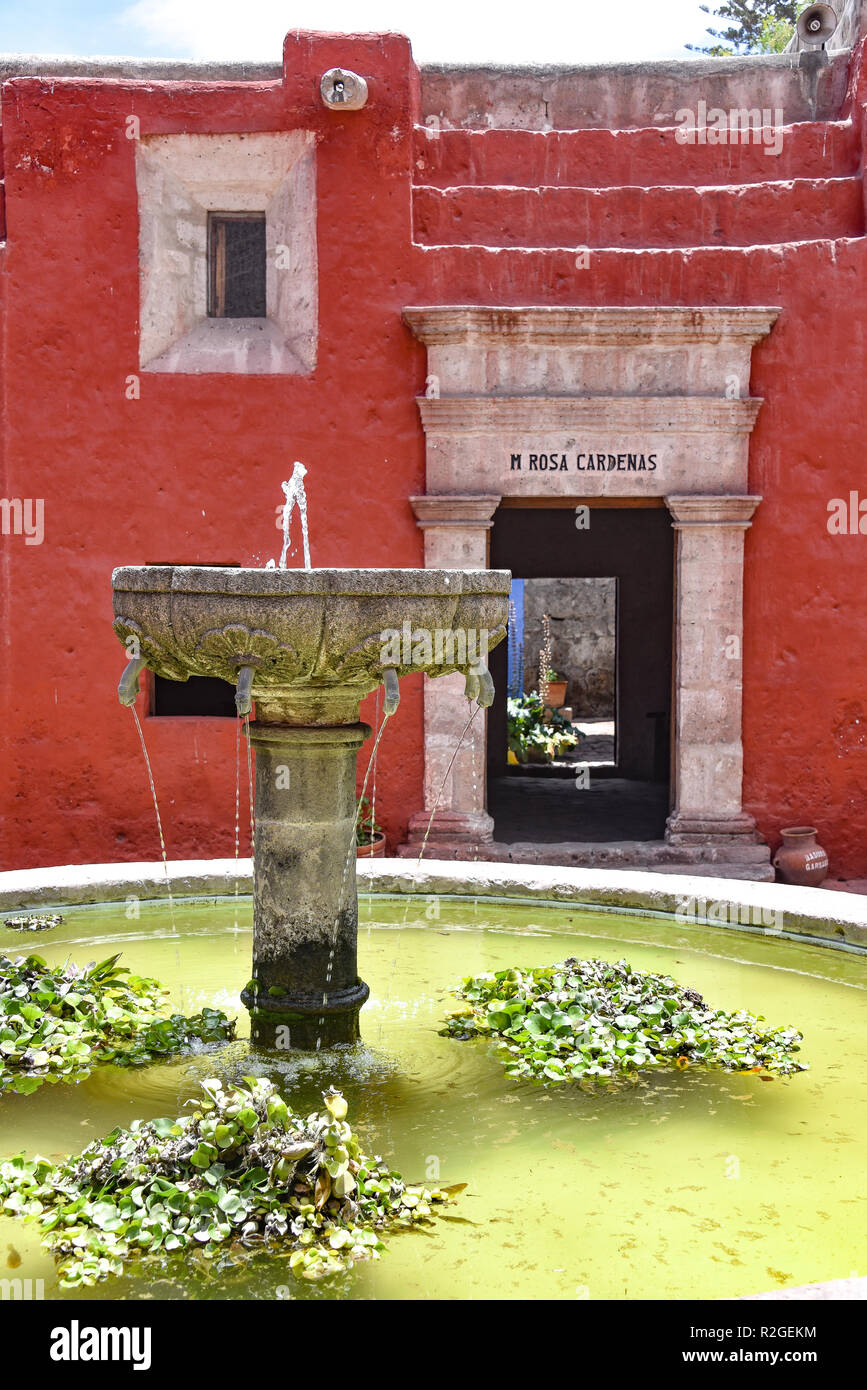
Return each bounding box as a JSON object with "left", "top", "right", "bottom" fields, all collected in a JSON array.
[{"left": 121, "top": 0, "right": 717, "bottom": 64}]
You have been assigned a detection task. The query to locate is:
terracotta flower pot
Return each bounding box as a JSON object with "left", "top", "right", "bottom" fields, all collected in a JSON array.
[
  {"left": 545, "top": 681, "right": 568, "bottom": 709},
  {"left": 356, "top": 830, "right": 387, "bottom": 859},
  {"left": 773, "top": 826, "right": 829, "bottom": 887}
]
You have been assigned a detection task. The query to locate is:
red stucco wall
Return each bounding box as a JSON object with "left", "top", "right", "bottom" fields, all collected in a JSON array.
[{"left": 2, "top": 32, "right": 866, "bottom": 876}]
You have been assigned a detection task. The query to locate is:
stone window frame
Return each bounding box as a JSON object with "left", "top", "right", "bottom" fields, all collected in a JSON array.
[{"left": 136, "top": 131, "right": 317, "bottom": 375}]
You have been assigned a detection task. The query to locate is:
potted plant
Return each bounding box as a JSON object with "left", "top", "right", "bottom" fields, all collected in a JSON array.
[
  {"left": 544, "top": 669, "right": 568, "bottom": 710},
  {"left": 356, "top": 795, "right": 386, "bottom": 857},
  {"left": 507, "top": 692, "right": 578, "bottom": 764}
]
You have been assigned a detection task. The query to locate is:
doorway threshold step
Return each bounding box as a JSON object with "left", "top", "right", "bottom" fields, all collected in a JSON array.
[{"left": 399, "top": 839, "right": 774, "bottom": 881}]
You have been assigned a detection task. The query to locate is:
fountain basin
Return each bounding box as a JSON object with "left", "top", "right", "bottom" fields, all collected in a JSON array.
[
  {"left": 1, "top": 869, "right": 865, "bottom": 1301},
  {"left": 112, "top": 566, "right": 510, "bottom": 724}
]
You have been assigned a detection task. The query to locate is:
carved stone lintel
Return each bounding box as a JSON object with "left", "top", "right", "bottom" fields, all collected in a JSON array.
[{"left": 403, "top": 305, "right": 781, "bottom": 350}]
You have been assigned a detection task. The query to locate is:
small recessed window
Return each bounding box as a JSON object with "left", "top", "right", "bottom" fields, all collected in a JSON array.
[
  {"left": 208, "top": 212, "right": 267, "bottom": 318},
  {"left": 152, "top": 674, "right": 238, "bottom": 718}
]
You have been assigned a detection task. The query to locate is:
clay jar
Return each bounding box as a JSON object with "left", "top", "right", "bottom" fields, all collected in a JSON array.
[{"left": 773, "top": 826, "right": 829, "bottom": 887}]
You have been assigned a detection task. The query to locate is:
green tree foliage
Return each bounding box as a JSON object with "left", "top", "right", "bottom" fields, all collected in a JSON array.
[{"left": 688, "top": 0, "right": 799, "bottom": 55}]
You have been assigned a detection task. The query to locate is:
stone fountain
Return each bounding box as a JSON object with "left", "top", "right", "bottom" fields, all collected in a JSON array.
[{"left": 112, "top": 564, "right": 510, "bottom": 1048}]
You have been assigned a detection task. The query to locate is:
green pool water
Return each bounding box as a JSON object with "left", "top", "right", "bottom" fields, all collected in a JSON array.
[{"left": 1, "top": 897, "right": 865, "bottom": 1302}]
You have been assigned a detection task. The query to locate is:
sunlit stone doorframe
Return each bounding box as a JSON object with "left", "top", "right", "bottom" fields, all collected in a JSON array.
[
  {"left": 399, "top": 305, "right": 778, "bottom": 861},
  {"left": 404, "top": 495, "right": 501, "bottom": 851}
]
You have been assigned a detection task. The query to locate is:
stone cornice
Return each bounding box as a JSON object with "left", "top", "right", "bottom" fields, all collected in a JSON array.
[
  {"left": 666, "top": 494, "right": 762, "bottom": 526},
  {"left": 409, "top": 495, "right": 501, "bottom": 526},
  {"left": 403, "top": 305, "right": 780, "bottom": 348},
  {"left": 417, "top": 395, "right": 763, "bottom": 434}
]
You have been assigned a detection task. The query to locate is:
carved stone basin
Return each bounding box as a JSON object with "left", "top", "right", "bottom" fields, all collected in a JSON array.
[
  {"left": 112, "top": 564, "right": 510, "bottom": 1049},
  {"left": 113, "top": 566, "right": 509, "bottom": 724}
]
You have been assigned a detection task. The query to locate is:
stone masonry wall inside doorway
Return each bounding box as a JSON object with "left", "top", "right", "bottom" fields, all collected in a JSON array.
[{"left": 522, "top": 577, "right": 616, "bottom": 719}]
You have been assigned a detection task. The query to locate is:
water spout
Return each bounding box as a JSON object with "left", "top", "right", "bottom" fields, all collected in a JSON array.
[
  {"left": 477, "top": 665, "right": 495, "bottom": 709},
  {"left": 382, "top": 667, "right": 400, "bottom": 716},
  {"left": 465, "top": 664, "right": 494, "bottom": 709},
  {"left": 235, "top": 665, "right": 255, "bottom": 717},
  {"left": 117, "top": 655, "right": 146, "bottom": 707}
]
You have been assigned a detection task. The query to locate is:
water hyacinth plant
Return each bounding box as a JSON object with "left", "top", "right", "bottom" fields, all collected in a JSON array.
[
  {"left": 2, "top": 913, "right": 63, "bottom": 932},
  {"left": 442, "top": 958, "right": 806, "bottom": 1085},
  {"left": 0, "top": 952, "right": 234, "bottom": 1096},
  {"left": 0, "top": 1078, "right": 459, "bottom": 1287}
]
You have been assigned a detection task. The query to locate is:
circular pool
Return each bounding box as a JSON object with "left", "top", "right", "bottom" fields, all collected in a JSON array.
[{"left": 1, "top": 892, "right": 864, "bottom": 1301}]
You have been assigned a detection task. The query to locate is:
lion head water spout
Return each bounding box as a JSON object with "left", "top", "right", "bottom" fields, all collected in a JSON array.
[{"left": 112, "top": 559, "right": 510, "bottom": 1050}]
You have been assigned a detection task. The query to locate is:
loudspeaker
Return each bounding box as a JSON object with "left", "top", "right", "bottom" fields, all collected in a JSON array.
[{"left": 796, "top": 3, "right": 838, "bottom": 46}]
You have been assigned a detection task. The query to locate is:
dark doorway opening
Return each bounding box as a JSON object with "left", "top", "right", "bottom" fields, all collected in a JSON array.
[{"left": 488, "top": 506, "right": 673, "bottom": 845}]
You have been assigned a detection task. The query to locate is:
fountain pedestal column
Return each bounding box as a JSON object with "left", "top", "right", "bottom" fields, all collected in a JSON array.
[{"left": 241, "top": 719, "right": 371, "bottom": 1049}]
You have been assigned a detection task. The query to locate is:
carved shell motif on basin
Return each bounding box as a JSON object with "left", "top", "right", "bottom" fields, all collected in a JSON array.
[{"left": 112, "top": 566, "right": 511, "bottom": 725}]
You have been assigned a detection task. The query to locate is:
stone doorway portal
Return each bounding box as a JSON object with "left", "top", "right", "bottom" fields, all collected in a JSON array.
[{"left": 399, "top": 304, "right": 779, "bottom": 879}]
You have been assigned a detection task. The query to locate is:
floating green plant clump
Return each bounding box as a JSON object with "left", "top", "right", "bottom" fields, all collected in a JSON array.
[
  {"left": 0, "top": 952, "right": 234, "bottom": 1096},
  {"left": 442, "top": 958, "right": 806, "bottom": 1084},
  {"left": 0, "top": 1078, "right": 458, "bottom": 1287},
  {"left": 2, "top": 913, "right": 63, "bottom": 932}
]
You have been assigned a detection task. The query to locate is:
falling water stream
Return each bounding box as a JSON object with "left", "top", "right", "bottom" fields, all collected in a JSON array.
[
  {"left": 130, "top": 706, "right": 175, "bottom": 930},
  {"left": 416, "top": 701, "right": 480, "bottom": 867},
  {"left": 233, "top": 715, "right": 255, "bottom": 923},
  {"left": 379, "top": 698, "right": 482, "bottom": 1044},
  {"left": 365, "top": 683, "right": 382, "bottom": 861},
  {"left": 243, "top": 713, "right": 254, "bottom": 848},
  {"left": 233, "top": 717, "right": 242, "bottom": 919}
]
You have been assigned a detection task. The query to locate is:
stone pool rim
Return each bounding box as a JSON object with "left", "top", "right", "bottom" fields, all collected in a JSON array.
[
  {"left": 2, "top": 856, "right": 866, "bottom": 1303},
  {"left": 1, "top": 858, "right": 865, "bottom": 954}
]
